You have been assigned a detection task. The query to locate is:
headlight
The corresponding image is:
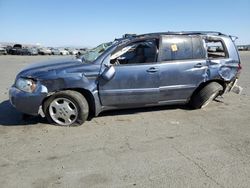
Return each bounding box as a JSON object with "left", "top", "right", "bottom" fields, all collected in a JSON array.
[{"left": 16, "top": 78, "right": 37, "bottom": 93}]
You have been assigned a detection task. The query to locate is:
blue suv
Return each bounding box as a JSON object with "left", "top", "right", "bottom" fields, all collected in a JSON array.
[{"left": 9, "top": 31, "right": 242, "bottom": 126}]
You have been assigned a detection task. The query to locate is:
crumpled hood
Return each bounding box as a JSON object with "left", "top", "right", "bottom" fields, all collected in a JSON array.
[{"left": 17, "top": 57, "right": 93, "bottom": 79}]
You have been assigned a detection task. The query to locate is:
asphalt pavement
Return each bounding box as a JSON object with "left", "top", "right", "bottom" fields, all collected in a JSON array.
[{"left": 0, "top": 53, "right": 250, "bottom": 188}]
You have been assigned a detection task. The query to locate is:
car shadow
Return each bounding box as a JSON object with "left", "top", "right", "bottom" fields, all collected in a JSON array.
[
  {"left": 0, "top": 99, "right": 191, "bottom": 126},
  {"left": 99, "top": 104, "right": 191, "bottom": 117},
  {"left": 0, "top": 100, "right": 46, "bottom": 126}
]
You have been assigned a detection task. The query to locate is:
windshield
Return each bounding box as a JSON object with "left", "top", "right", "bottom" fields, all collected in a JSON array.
[{"left": 82, "top": 42, "right": 112, "bottom": 63}]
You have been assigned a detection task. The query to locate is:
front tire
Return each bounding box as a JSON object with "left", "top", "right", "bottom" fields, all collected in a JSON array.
[
  {"left": 190, "top": 82, "right": 223, "bottom": 109},
  {"left": 43, "top": 90, "right": 89, "bottom": 126}
]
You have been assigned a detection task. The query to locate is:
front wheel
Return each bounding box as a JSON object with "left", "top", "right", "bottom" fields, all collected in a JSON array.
[
  {"left": 43, "top": 90, "right": 89, "bottom": 126},
  {"left": 190, "top": 82, "right": 223, "bottom": 109}
]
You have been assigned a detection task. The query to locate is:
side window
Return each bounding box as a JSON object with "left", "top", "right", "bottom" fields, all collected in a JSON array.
[
  {"left": 158, "top": 36, "right": 206, "bottom": 61},
  {"left": 205, "top": 39, "right": 227, "bottom": 59},
  {"left": 110, "top": 39, "right": 158, "bottom": 65},
  {"left": 192, "top": 37, "right": 206, "bottom": 59}
]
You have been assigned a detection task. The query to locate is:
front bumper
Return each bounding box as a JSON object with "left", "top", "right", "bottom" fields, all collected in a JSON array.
[{"left": 9, "top": 86, "right": 48, "bottom": 116}]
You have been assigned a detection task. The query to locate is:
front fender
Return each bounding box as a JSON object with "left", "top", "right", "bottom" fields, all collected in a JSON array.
[{"left": 40, "top": 72, "right": 102, "bottom": 116}]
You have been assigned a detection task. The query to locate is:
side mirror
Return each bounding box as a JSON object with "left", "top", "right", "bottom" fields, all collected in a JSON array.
[{"left": 101, "top": 65, "right": 115, "bottom": 81}]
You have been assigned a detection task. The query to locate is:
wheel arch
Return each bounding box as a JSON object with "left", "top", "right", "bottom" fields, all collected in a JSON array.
[
  {"left": 189, "top": 79, "right": 226, "bottom": 102},
  {"left": 69, "top": 88, "right": 96, "bottom": 118},
  {"left": 42, "top": 88, "right": 97, "bottom": 119}
]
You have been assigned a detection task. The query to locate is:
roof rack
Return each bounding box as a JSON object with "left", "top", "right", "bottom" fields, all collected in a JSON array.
[
  {"left": 118, "top": 31, "right": 228, "bottom": 43},
  {"left": 174, "top": 31, "right": 224, "bottom": 35},
  {"left": 122, "top": 31, "right": 227, "bottom": 38}
]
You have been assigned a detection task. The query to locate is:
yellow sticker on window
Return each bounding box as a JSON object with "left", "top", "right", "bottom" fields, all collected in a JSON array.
[{"left": 171, "top": 44, "right": 178, "bottom": 52}]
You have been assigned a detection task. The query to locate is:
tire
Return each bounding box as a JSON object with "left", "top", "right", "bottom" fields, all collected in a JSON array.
[
  {"left": 43, "top": 90, "right": 89, "bottom": 126},
  {"left": 190, "top": 82, "right": 223, "bottom": 109}
]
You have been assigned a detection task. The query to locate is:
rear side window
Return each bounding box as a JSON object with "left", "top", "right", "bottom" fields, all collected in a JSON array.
[
  {"left": 205, "top": 39, "right": 227, "bottom": 59},
  {"left": 158, "top": 36, "right": 205, "bottom": 61}
]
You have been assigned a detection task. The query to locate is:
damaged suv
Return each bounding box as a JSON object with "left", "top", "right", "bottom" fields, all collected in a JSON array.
[{"left": 9, "top": 31, "right": 242, "bottom": 126}]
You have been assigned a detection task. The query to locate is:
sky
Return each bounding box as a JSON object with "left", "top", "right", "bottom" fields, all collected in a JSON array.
[{"left": 0, "top": 0, "right": 249, "bottom": 47}]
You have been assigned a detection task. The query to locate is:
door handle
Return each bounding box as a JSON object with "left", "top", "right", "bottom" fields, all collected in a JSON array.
[
  {"left": 147, "top": 67, "right": 158, "bottom": 73},
  {"left": 194, "top": 63, "right": 204, "bottom": 68}
]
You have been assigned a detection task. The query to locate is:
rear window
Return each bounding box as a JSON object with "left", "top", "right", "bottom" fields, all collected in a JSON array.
[
  {"left": 158, "top": 36, "right": 205, "bottom": 61},
  {"left": 205, "top": 39, "right": 227, "bottom": 59}
]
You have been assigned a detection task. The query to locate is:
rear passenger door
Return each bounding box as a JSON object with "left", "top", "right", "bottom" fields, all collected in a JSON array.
[{"left": 157, "top": 35, "right": 207, "bottom": 103}]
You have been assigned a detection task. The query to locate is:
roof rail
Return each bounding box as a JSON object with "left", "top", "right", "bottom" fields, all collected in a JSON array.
[
  {"left": 178, "top": 31, "right": 224, "bottom": 35},
  {"left": 135, "top": 31, "right": 227, "bottom": 37}
]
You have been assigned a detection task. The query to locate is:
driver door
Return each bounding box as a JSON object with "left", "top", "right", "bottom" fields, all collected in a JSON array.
[{"left": 98, "top": 40, "right": 160, "bottom": 107}]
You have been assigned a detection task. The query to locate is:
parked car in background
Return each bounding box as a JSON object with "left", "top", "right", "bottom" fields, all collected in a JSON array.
[
  {"left": 58, "top": 48, "right": 69, "bottom": 55},
  {"left": 38, "top": 48, "right": 52, "bottom": 55},
  {"left": 20, "top": 48, "right": 38, "bottom": 55},
  {"left": 9, "top": 31, "right": 242, "bottom": 126},
  {"left": 50, "top": 48, "right": 61, "bottom": 55},
  {"left": 9, "top": 44, "right": 23, "bottom": 55},
  {"left": 77, "top": 48, "right": 88, "bottom": 55},
  {"left": 5, "top": 45, "right": 13, "bottom": 54},
  {"left": 0, "top": 47, "right": 7, "bottom": 55},
  {"left": 238, "top": 46, "right": 249, "bottom": 51},
  {"left": 67, "top": 48, "right": 79, "bottom": 55}
]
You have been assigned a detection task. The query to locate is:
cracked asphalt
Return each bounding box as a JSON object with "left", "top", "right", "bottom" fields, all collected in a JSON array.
[{"left": 0, "top": 52, "right": 250, "bottom": 188}]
